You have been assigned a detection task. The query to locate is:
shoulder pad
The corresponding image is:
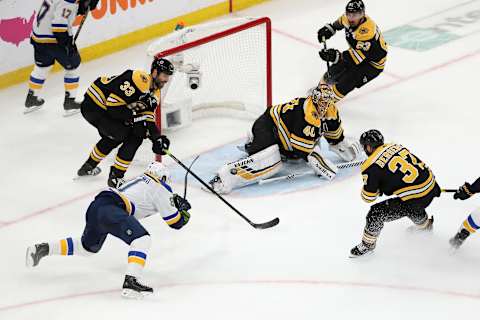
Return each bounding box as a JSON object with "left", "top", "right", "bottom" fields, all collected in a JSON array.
[
  {"left": 354, "top": 16, "right": 376, "bottom": 41},
  {"left": 338, "top": 14, "right": 349, "bottom": 28},
  {"left": 360, "top": 143, "right": 391, "bottom": 172},
  {"left": 131, "top": 70, "right": 151, "bottom": 94}
]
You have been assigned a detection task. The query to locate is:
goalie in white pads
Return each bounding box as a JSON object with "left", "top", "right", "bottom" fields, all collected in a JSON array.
[
  {"left": 209, "top": 84, "right": 361, "bottom": 194},
  {"left": 26, "top": 162, "right": 191, "bottom": 299}
]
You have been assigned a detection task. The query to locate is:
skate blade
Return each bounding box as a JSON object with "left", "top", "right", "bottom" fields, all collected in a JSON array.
[
  {"left": 349, "top": 250, "right": 374, "bottom": 259},
  {"left": 63, "top": 109, "right": 80, "bottom": 117},
  {"left": 25, "top": 246, "right": 35, "bottom": 268},
  {"left": 121, "top": 289, "right": 152, "bottom": 299},
  {"left": 24, "top": 105, "right": 43, "bottom": 114}
]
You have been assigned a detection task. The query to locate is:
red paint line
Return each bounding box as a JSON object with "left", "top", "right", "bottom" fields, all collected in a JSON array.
[
  {"left": 0, "top": 190, "right": 100, "bottom": 229},
  {"left": 1, "top": 279, "right": 479, "bottom": 312}
]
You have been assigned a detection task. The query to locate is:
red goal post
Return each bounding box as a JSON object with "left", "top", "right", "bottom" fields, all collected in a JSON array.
[{"left": 146, "top": 17, "right": 272, "bottom": 161}]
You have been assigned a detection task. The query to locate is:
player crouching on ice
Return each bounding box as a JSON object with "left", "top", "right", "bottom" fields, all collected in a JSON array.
[
  {"left": 26, "top": 162, "right": 191, "bottom": 299},
  {"left": 350, "top": 129, "right": 441, "bottom": 257},
  {"left": 209, "top": 84, "right": 362, "bottom": 194}
]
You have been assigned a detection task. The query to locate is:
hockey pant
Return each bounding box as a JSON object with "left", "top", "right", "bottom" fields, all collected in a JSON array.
[
  {"left": 323, "top": 61, "right": 382, "bottom": 101},
  {"left": 362, "top": 183, "right": 441, "bottom": 241},
  {"left": 81, "top": 97, "right": 145, "bottom": 176}
]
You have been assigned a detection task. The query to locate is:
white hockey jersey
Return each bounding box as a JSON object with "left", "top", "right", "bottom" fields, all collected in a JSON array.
[
  {"left": 31, "top": 0, "right": 79, "bottom": 44},
  {"left": 111, "top": 173, "right": 182, "bottom": 227}
]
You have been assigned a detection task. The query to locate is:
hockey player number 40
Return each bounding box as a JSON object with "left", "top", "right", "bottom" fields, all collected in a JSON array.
[{"left": 388, "top": 149, "right": 424, "bottom": 183}]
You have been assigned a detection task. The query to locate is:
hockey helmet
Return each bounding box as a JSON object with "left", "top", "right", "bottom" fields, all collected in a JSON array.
[
  {"left": 151, "top": 57, "right": 174, "bottom": 76},
  {"left": 311, "top": 84, "right": 334, "bottom": 116},
  {"left": 145, "top": 161, "right": 171, "bottom": 183},
  {"left": 359, "top": 129, "right": 384, "bottom": 151},
  {"left": 346, "top": 0, "right": 365, "bottom": 14}
]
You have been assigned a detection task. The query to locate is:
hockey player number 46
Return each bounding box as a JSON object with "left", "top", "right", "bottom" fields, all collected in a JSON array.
[{"left": 388, "top": 149, "right": 424, "bottom": 183}]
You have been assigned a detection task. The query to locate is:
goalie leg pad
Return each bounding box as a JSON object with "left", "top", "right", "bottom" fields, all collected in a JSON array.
[
  {"left": 329, "top": 137, "right": 362, "bottom": 162},
  {"left": 307, "top": 150, "right": 338, "bottom": 181},
  {"left": 214, "top": 144, "right": 283, "bottom": 193}
]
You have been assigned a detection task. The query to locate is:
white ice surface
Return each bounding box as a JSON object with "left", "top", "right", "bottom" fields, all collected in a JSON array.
[{"left": 1, "top": 0, "right": 480, "bottom": 319}]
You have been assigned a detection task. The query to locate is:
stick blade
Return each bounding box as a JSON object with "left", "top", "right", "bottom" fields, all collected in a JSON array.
[{"left": 252, "top": 217, "right": 280, "bottom": 229}]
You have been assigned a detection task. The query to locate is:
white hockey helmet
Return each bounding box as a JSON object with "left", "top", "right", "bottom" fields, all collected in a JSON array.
[{"left": 145, "top": 161, "right": 171, "bottom": 183}]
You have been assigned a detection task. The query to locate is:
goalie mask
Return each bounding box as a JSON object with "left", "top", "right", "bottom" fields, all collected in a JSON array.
[
  {"left": 145, "top": 161, "right": 171, "bottom": 184},
  {"left": 311, "top": 84, "right": 334, "bottom": 117}
]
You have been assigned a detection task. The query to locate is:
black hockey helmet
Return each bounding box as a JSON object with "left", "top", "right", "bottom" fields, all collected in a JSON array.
[
  {"left": 151, "top": 57, "right": 174, "bottom": 76},
  {"left": 360, "top": 129, "right": 384, "bottom": 150},
  {"left": 346, "top": 0, "right": 365, "bottom": 14}
]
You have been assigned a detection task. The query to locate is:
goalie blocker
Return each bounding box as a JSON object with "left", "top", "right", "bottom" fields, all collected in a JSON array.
[{"left": 209, "top": 85, "right": 362, "bottom": 194}]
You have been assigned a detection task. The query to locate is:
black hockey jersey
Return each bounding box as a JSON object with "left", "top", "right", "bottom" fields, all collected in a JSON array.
[
  {"left": 269, "top": 97, "right": 344, "bottom": 160},
  {"left": 86, "top": 69, "right": 159, "bottom": 124},
  {"left": 332, "top": 15, "right": 388, "bottom": 70},
  {"left": 360, "top": 144, "right": 437, "bottom": 203}
]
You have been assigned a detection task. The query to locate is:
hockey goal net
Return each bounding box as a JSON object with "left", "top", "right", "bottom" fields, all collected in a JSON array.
[{"left": 146, "top": 17, "right": 272, "bottom": 140}]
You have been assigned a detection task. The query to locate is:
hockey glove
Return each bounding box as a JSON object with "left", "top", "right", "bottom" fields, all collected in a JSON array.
[
  {"left": 173, "top": 194, "right": 192, "bottom": 212},
  {"left": 319, "top": 48, "right": 341, "bottom": 64},
  {"left": 152, "top": 135, "right": 170, "bottom": 155},
  {"left": 317, "top": 24, "right": 336, "bottom": 42},
  {"left": 454, "top": 182, "right": 475, "bottom": 200}
]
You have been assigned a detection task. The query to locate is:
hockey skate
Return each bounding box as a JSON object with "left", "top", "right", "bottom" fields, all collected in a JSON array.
[
  {"left": 108, "top": 168, "right": 125, "bottom": 188},
  {"left": 449, "top": 228, "right": 470, "bottom": 250},
  {"left": 26, "top": 243, "right": 49, "bottom": 267},
  {"left": 407, "top": 216, "right": 434, "bottom": 233},
  {"left": 121, "top": 275, "right": 153, "bottom": 299},
  {"left": 77, "top": 162, "right": 101, "bottom": 178},
  {"left": 63, "top": 92, "right": 81, "bottom": 117},
  {"left": 24, "top": 89, "right": 45, "bottom": 114},
  {"left": 349, "top": 242, "right": 375, "bottom": 258}
]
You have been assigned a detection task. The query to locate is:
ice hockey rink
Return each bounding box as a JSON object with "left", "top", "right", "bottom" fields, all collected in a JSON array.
[{"left": 1, "top": 0, "right": 480, "bottom": 318}]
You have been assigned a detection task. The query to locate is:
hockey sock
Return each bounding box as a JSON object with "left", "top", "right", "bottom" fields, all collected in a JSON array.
[
  {"left": 461, "top": 213, "right": 480, "bottom": 234},
  {"left": 64, "top": 69, "right": 80, "bottom": 98},
  {"left": 126, "top": 235, "right": 151, "bottom": 278},
  {"left": 48, "top": 237, "right": 92, "bottom": 257},
  {"left": 362, "top": 229, "right": 378, "bottom": 248},
  {"left": 113, "top": 155, "right": 131, "bottom": 175},
  {"left": 29, "top": 65, "right": 51, "bottom": 94},
  {"left": 88, "top": 145, "right": 107, "bottom": 167}
]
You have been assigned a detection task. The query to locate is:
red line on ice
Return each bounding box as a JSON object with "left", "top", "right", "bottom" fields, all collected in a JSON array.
[{"left": 1, "top": 279, "right": 479, "bottom": 312}]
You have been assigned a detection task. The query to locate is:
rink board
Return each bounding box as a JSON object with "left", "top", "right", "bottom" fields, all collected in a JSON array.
[{"left": 169, "top": 139, "right": 363, "bottom": 197}]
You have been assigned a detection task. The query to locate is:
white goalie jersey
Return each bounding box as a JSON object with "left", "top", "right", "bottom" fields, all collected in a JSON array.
[
  {"left": 112, "top": 173, "right": 181, "bottom": 226},
  {"left": 31, "top": 0, "right": 79, "bottom": 44}
]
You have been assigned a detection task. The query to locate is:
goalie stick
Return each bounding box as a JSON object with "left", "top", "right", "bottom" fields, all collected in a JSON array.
[
  {"left": 165, "top": 150, "right": 280, "bottom": 229},
  {"left": 258, "top": 158, "right": 364, "bottom": 185}
]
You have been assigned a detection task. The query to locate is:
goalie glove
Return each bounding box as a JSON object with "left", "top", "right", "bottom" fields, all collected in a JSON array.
[
  {"left": 307, "top": 151, "right": 338, "bottom": 181},
  {"left": 329, "top": 139, "right": 362, "bottom": 162}
]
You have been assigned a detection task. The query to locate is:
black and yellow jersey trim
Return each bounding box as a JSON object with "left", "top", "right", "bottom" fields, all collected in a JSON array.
[
  {"left": 361, "top": 144, "right": 391, "bottom": 172},
  {"left": 393, "top": 169, "right": 436, "bottom": 201},
  {"left": 361, "top": 188, "right": 380, "bottom": 203},
  {"left": 269, "top": 104, "right": 293, "bottom": 152}
]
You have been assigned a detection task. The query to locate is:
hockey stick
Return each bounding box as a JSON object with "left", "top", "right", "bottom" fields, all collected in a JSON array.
[
  {"left": 183, "top": 155, "right": 200, "bottom": 199},
  {"left": 165, "top": 150, "right": 280, "bottom": 229},
  {"left": 258, "top": 158, "right": 364, "bottom": 185},
  {"left": 441, "top": 189, "right": 457, "bottom": 193},
  {"left": 73, "top": 9, "right": 89, "bottom": 45},
  {"left": 322, "top": 37, "right": 331, "bottom": 74}
]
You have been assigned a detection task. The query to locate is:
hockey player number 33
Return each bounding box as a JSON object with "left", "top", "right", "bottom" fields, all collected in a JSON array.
[
  {"left": 120, "top": 81, "right": 135, "bottom": 97},
  {"left": 388, "top": 149, "right": 425, "bottom": 183}
]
